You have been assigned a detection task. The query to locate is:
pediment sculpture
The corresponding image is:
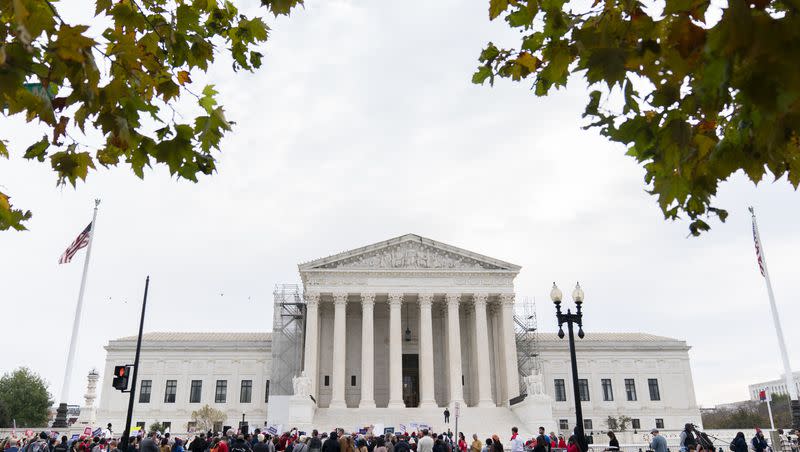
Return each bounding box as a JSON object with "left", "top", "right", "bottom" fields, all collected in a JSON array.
[{"left": 316, "top": 242, "right": 504, "bottom": 270}]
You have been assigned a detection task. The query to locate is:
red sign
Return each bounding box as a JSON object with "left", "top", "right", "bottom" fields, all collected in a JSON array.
[
  {"left": 84, "top": 427, "right": 93, "bottom": 436},
  {"left": 25, "top": 430, "right": 34, "bottom": 438},
  {"left": 759, "top": 390, "right": 767, "bottom": 401}
]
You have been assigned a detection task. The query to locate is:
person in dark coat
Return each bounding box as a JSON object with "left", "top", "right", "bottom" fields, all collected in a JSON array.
[
  {"left": 394, "top": 438, "right": 410, "bottom": 452},
  {"left": 190, "top": 435, "right": 208, "bottom": 452},
  {"left": 730, "top": 433, "right": 748, "bottom": 452},
  {"left": 321, "top": 433, "right": 340, "bottom": 452},
  {"left": 751, "top": 430, "right": 768, "bottom": 452}
]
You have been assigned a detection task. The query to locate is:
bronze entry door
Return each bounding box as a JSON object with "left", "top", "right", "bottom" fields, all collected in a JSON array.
[{"left": 402, "top": 354, "right": 419, "bottom": 407}]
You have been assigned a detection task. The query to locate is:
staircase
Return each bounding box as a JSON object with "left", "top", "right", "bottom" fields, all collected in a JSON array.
[{"left": 310, "top": 406, "right": 533, "bottom": 440}]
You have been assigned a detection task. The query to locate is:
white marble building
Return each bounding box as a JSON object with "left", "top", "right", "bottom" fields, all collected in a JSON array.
[
  {"left": 539, "top": 333, "right": 701, "bottom": 434},
  {"left": 97, "top": 333, "right": 271, "bottom": 432},
  {"left": 96, "top": 234, "right": 701, "bottom": 435}
]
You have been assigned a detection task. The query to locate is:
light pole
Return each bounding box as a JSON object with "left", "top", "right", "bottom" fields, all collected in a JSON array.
[{"left": 552, "top": 282, "right": 587, "bottom": 452}]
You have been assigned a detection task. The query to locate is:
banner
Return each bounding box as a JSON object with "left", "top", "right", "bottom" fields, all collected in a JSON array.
[
  {"left": 266, "top": 424, "right": 282, "bottom": 436},
  {"left": 84, "top": 427, "right": 92, "bottom": 436}
]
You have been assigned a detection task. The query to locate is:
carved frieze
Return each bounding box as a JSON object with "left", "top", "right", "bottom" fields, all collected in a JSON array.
[{"left": 313, "top": 241, "right": 506, "bottom": 270}]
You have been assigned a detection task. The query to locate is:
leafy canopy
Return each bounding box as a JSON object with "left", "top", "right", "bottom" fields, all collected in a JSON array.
[
  {"left": 0, "top": 0, "right": 303, "bottom": 231},
  {"left": 0, "top": 367, "right": 52, "bottom": 427},
  {"left": 190, "top": 404, "right": 227, "bottom": 431},
  {"left": 475, "top": 0, "right": 800, "bottom": 235}
]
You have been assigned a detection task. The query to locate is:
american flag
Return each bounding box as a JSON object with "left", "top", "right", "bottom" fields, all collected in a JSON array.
[
  {"left": 58, "top": 222, "right": 92, "bottom": 264},
  {"left": 752, "top": 217, "right": 766, "bottom": 277}
]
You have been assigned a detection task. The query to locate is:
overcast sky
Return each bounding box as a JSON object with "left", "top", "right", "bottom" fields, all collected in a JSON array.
[{"left": 1, "top": 0, "right": 797, "bottom": 409}]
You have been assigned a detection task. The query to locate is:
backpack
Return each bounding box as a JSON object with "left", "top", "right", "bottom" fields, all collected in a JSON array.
[
  {"left": 231, "top": 445, "right": 248, "bottom": 452},
  {"left": 28, "top": 441, "right": 49, "bottom": 452}
]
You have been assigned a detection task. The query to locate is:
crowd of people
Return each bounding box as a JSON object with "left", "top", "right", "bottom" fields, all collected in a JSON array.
[
  {"left": 2, "top": 423, "right": 799, "bottom": 452},
  {"left": 675, "top": 423, "right": 799, "bottom": 452}
]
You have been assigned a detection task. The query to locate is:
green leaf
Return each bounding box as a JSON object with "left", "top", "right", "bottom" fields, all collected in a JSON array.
[
  {"left": 50, "top": 147, "right": 96, "bottom": 187},
  {"left": 23, "top": 136, "right": 50, "bottom": 162},
  {"left": 489, "top": 0, "right": 510, "bottom": 20},
  {"left": 472, "top": 66, "right": 493, "bottom": 85}
]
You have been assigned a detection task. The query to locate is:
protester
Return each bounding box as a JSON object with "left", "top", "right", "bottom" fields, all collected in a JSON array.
[
  {"left": 557, "top": 436, "right": 566, "bottom": 449},
  {"left": 535, "top": 428, "right": 549, "bottom": 452},
  {"left": 730, "top": 433, "right": 748, "bottom": 452},
  {"left": 456, "top": 434, "right": 466, "bottom": 452},
  {"left": 605, "top": 432, "right": 619, "bottom": 452},
  {"left": 54, "top": 437, "right": 69, "bottom": 452},
  {"left": 752, "top": 429, "right": 768, "bottom": 452},
  {"left": 418, "top": 431, "right": 433, "bottom": 452},
  {"left": 649, "top": 430, "right": 667, "bottom": 452},
  {"left": 508, "top": 428, "right": 522, "bottom": 452},
  {"left": 469, "top": 435, "right": 480, "bottom": 452},
  {"left": 566, "top": 437, "right": 579, "bottom": 452},
  {"left": 679, "top": 424, "right": 697, "bottom": 452}
]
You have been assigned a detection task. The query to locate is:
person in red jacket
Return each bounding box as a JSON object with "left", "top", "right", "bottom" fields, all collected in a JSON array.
[
  {"left": 566, "top": 437, "right": 579, "bottom": 452},
  {"left": 557, "top": 436, "right": 566, "bottom": 449}
]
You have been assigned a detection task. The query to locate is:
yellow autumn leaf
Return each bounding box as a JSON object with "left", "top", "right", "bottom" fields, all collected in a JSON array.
[{"left": 177, "top": 70, "right": 192, "bottom": 86}]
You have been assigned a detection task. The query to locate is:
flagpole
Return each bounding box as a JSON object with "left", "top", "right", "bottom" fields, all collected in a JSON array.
[
  {"left": 765, "top": 388, "right": 775, "bottom": 431},
  {"left": 749, "top": 207, "right": 798, "bottom": 411},
  {"left": 52, "top": 199, "right": 101, "bottom": 429}
]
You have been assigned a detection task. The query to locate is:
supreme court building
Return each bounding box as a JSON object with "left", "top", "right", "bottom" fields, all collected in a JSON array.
[
  {"left": 97, "top": 234, "right": 701, "bottom": 436},
  {"left": 298, "top": 234, "right": 521, "bottom": 411}
]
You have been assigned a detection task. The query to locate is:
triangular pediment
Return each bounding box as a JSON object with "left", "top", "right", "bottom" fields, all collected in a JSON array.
[{"left": 298, "top": 234, "right": 520, "bottom": 272}]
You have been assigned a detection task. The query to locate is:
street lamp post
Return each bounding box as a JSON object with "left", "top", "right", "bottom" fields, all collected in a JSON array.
[{"left": 552, "top": 282, "right": 587, "bottom": 452}]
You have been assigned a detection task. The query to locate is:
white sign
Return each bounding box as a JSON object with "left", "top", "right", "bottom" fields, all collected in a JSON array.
[
  {"left": 454, "top": 401, "right": 461, "bottom": 418},
  {"left": 266, "top": 424, "right": 282, "bottom": 436}
]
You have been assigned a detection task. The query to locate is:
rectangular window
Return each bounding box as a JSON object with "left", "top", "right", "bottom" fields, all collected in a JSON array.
[
  {"left": 648, "top": 379, "right": 661, "bottom": 401},
  {"left": 655, "top": 418, "right": 664, "bottom": 429},
  {"left": 602, "top": 379, "right": 614, "bottom": 401},
  {"left": 632, "top": 419, "right": 641, "bottom": 430},
  {"left": 240, "top": 380, "right": 252, "bottom": 403},
  {"left": 583, "top": 419, "right": 593, "bottom": 431},
  {"left": 265, "top": 380, "right": 270, "bottom": 403},
  {"left": 559, "top": 419, "right": 569, "bottom": 430},
  {"left": 554, "top": 379, "right": 567, "bottom": 401},
  {"left": 351, "top": 375, "right": 357, "bottom": 386},
  {"left": 324, "top": 376, "right": 330, "bottom": 386},
  {"left": 162, "top": 422, "right": 171, "bottom": 431},
  {"left": 190, "top": 380, "right": 202, "bottom": 403},
  {"left": 625, "top": 378, "right": 637, "bottom": 401},
  {"left": 578, "top": 379, "right": 590, "bottom": 401},
  {"left": 215, "top": 380, "right": 227, "bottom": 403},
  {"left": 136, "top": 422, "right": 145, "bottom": 430},
  {"left": 164, "top": 380, "right": 177, "bottom": 403},
  {"left": 139, "top": 380, "right": 152, "bottom": 403}
]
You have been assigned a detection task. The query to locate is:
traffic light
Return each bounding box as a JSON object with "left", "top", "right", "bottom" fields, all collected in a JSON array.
[{"left": 112, "top": 365, "right": 131, "bottom": 391}]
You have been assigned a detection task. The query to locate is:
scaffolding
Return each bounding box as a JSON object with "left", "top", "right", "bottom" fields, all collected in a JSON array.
[
  {"left": 269, "top": 284, "right": 306, "bottom": 396},
  {"left": 514, "top": 296, "right": 540, "bottom": 395}
]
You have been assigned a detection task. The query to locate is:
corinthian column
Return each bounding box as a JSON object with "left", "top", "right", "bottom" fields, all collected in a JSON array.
[
  {"left": 500, "top": 293, "right": 520, "bottom": 402},
  {"left": 473, "top": 293, "right": 494, "bottom": 407},
  {"left": 446, "top": 293, "right": 464, "bottom": 406},
  {"left": 418, "top": 293, "right": 436, "bottom": 408},
  {"left": 359, "top": 293, "right": 376, "bottom": 408},
  {"left": 303, "top": 292, "right": 321, "bottom": 399},
  {"left": 387, "top": 293, "right": 405, "bottom": 408},
  {"left": 330, "top": 293, "right": 348, "bottom": 408}
]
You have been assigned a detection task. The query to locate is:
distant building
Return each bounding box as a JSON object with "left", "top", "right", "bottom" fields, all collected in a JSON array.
[{"left": 748, "top": 371, "right": 800, "bottom": 400}]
